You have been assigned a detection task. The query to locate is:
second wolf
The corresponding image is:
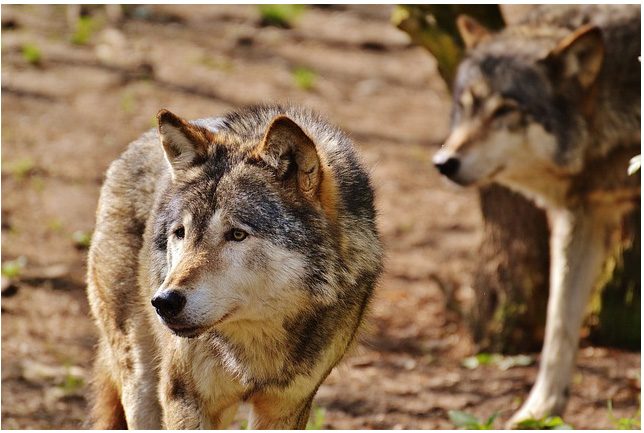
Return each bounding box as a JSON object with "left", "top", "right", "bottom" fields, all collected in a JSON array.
[
  {"left": 87, "top": 104, "right": 383, "bottom": 428},
  {"left": 433, "top": 4, "right": 640, "bottom": 426}
]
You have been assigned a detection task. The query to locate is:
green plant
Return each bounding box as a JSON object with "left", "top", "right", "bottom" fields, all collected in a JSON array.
[
  {"left": 120, "top": 91, "right": 136, "bottom": 114},
  {"left": 516, "top": 416, "right": 572, "bottom": 430},
  {"left": 2, "top": 256, "right": 27, "bottom": 279},
  {"left": 6, "top": 157, "right": 36, "bottom": 179},
  {"left": 21, "top": 43, "right": 42, "bottom": 65},
  {"left": 293, "top": 67, "right": 316, "bottom": 91},
  {"left": 258, "top": 4, "right": 306, "bottom": 28},
  {"left": 196, "top": 54, "right": 234, "bottom": 72},
  {"left": 448, "top": 410, "right": 497, "bottom": 429},
  {"left": 462, "top": 353, "right": 495, "bottom": 369},
  {"left": 608, "top": 400, "right": 641, "bottom": 430},
  {"left": 71, "top": 16, "right": 96, "bottom": 45},
  {"left": 72, "top": 230, "right": 92, "bottom": 249},
  {"left": 306, "top": 406, "right": 326, "bottom": 430},
  {"left": 30, "top": 176, "right": 46, "bottom": 193},
  {"left": 461, "top": 353, "right": 533, "bottom": 370},
  {"left": 59, "top": 363, "right": 84, "bottom": 395},
  {"left": 47, "top": 218, "right": 64, "bottom": 233}
]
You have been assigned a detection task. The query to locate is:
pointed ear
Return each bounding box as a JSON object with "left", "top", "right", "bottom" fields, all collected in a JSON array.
[
  {"left": 157, "top": 109, "right": 214, "bottom": 177},
  {"left": 457, "top": 15, "right": 492, "bottom": 49},
  {"left": 545, "top": 25, "right": 604, "bottom": 89},
  {"left": 255, "top": 115, "right": 321, "bottom": 201}
]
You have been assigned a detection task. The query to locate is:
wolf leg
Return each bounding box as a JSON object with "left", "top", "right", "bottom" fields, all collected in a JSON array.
[
  {"left": 158, "top": 355, "right": 203, "bottom": 429},
  {"left": 249, "top": 392, "right": 314, "bottom": 429},
  {"left": 507, "top": 208, "right": 611, "bottom": 427},
  {"left": 88, "top": 348, "right": 127, "bottom": 429},
  {"left": 201, "top": 402, "right": 240, "bottom": 429},
  {"left": 121, "top": 374, "right": 162, "bottom": 429},
  {"left": 160, "top": 388, "right": 202, "bottom": 429},
  {"left": 119, "top": 321, "right": 162, "bottom": 429}
]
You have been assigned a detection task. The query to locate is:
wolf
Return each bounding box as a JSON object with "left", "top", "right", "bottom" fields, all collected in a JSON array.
[
  {"left": 86, "top": 104, "right": 383, "bottom": 429},
  {"left": 432, "top": 4, "right": 640, "bottom": 427}
]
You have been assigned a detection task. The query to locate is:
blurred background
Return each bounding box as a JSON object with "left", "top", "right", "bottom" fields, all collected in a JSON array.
[{"left": 1, "top": 4, "right": 640, "bottom": 429}]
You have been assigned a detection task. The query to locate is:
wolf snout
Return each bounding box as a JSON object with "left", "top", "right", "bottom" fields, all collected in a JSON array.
[
  {"left": 151, "top": 290, "right": 186, "bottom": 319},
  {"left": 432, "top": 152, "right": 461, "bottom": 178}
]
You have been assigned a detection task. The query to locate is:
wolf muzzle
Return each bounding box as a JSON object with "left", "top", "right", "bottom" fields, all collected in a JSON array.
[
  {"left": 151, "top": 290, "right": 186, "bottom": 320},
  {"left": 432, "top": 152, "right": 461, "bottom": 179}
]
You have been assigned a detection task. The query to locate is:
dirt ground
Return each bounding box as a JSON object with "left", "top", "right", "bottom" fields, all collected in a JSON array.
[{"left": 1, "top": 5, "right": 640, "bottom": 429}]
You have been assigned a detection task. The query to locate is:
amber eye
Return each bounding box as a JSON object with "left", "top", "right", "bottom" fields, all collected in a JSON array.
[
  {"left": 173, "top": 226, "right": 185, "bottom": 239},
  {"left": 229, "top": 229, "right": 248, "bottom": 242}
]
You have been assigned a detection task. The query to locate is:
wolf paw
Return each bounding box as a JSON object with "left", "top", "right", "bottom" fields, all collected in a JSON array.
[{"left": 505, "top": 394, "right": 565, "bottom": 429}]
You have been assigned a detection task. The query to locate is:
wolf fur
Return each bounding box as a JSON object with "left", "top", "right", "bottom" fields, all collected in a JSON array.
[
  {"left": 86, "top": 104, "right": 383, "bottom": 429},
  {"left": 433, "top": 5, "right": 640, "bottom": 426}
]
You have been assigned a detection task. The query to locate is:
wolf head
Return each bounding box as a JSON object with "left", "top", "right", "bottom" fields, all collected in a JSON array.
[
  {"left": 149, "top": 109, "right": 343, "bottom": 338},
  {"left": 433, "top": 16, "right": 605, "bottom": 187}
]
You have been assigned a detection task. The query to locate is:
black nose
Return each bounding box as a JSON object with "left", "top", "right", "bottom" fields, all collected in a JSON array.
[
  {"left": 434, "top": 157, "right": 461, "bottom": 178},
  {"left": 151, "top": 290, "right": 186, "bottom": 319}
]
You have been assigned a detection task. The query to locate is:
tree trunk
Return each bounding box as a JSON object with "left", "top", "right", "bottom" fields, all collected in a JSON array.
[
  {"left": 587, "top": 207, "right": 641, "bottom": 349},
  {"left": 393, "top": 4, "right": 640, "bottom": 353},
  {"left": 472, "top": 185, "right": 550, "bottom": 353}
]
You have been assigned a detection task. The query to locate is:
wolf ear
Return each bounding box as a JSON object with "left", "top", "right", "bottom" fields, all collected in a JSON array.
[
  {"left": 157, "top": 109, "right": 214, "bottom": 177},
  {"left": 544, "top": 25, "right": 604, "bottom": 89},
  {"left": 256, "top": 115, "right": 321, "bottom": 201},
  {"left": 457, "top": 15, "right": 491, "bottom": 49}
]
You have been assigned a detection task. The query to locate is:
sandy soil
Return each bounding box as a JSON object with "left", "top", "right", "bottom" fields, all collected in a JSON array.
[{"left": 1, "top": 5, "right": 640, "bottom": 429}]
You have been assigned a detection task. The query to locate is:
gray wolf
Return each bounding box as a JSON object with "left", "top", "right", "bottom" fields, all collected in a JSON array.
[
  {"left": 86, "top": 104, "right": 383, "bottom": 429},
  {"left": 432, "top": 4, "right": 640, "bottom": 427}
]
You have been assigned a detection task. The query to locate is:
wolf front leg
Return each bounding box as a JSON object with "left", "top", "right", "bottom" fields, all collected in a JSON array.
[
  {"left": 249, "top": 391, "right": 315, "bottom": 429},
  {"left": 160, "top": 379, "right": 241, "bottom": 429},
  {"left": 159, "top": 365, "right": 203, "bottom": 429},
  {"left": 120, "top": 332, "right": 163, "bottom": 429},
  {"left": 507, "top": 207, "right": 613, "bottom": 427}
]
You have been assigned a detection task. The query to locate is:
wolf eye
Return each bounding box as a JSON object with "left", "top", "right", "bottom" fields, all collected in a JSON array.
[
  {"left": 493, "top": 105, "right": 516, "bottom": 118},
  {"left": 228, "top": 229, "right": 248, "bottom": 242},
  {"left": 173, "top": 226, "right": 185, "bottom": 239}
]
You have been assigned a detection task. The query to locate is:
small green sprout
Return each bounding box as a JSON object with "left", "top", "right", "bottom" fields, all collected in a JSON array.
[
  {"left": 21, "top": 43, "right": 42, "bottom": 65},
  {"left": 516, "top": 416, "right": 573, "bottom": 430},
  {"left": 2, "top": 256, "right": 27, "bottom": 279},
  {"left": 293, "top": 67, "right": 316, "bottom": 91},
  {"left": 71, "top": 16, "right": 95, "bottom": 45},
  {"left": 258, "top": 4, "right": 306, "bottom": 28},
  {"left": 448, "top": 410, "right": 498, "bottom": 429},
  {"left": 72, "top": 230, "right": 92, "bottom": 249}
]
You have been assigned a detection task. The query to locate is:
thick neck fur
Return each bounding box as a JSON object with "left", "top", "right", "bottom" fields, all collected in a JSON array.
[{"left": 499, "top": 144, "right": 640, "bottom": 211}]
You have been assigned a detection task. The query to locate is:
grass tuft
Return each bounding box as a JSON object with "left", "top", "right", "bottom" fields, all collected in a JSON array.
[
  {"left": 2, "top": 256, "right": 27, "bottom": 279},
  {"left": 72, "top": 230, "right": 92, "bottom": 249},
  {"left": 608, "top": 400, "right": 641, "bottom": 430},
  {"left": 6, "top": 157, "right": 36, "bottom": 179},
  {"left": 448, "top": 410, "right": 497, "bottom": 429},
  {"left": 306, "top": 406, "right": 326, "bottom": 429},
  {"left": 516, "top": 416, "right": 573, "bottom": 430},
  {"left": 461, "top": 352, "right": 533, "bottom": 370},
  {"left": 293, "top": 67, "right": 316, "bottom": 91},
  {"left": 258, "top": 4, "right": 306, "bottom": 28},
  {"left": 71, "top": 16, "right": 96, "bottom": 45},
  {"left": 21, "top": 43, "right": 42, "bottom": 65}
]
